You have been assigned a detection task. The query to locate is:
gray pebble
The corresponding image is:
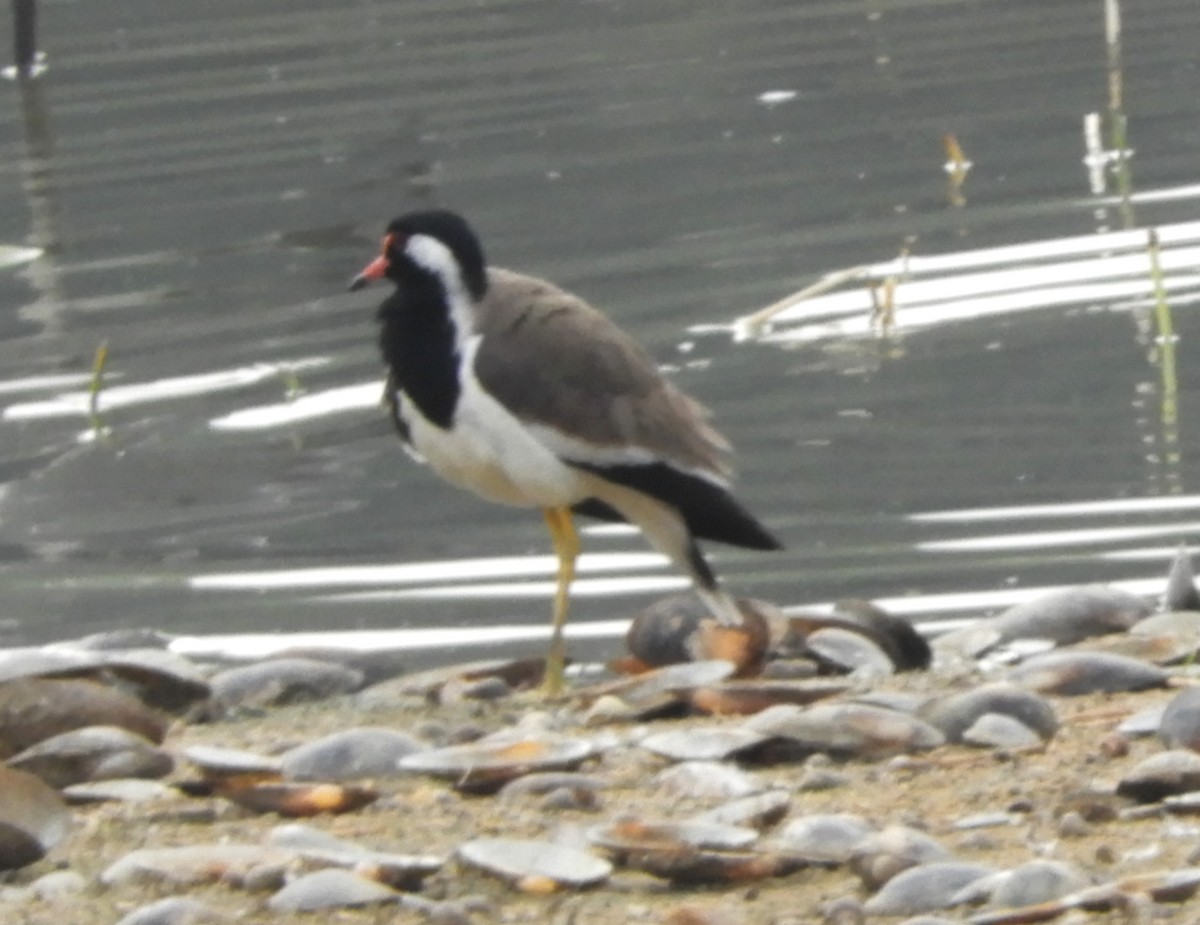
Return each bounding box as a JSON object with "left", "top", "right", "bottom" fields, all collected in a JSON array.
[
  {"left": 777, "top": 813, "right": 875, "bottom": 864},
  {"left": 268, "top": 868, "right": 398, "bottom": 912},
  {"left": 849, "top": 825, "right": 952, "bottom": 891},
  {"left": 1005, "top": 651, "right": 1167, "bottom": 696},
  {"left": 280, "top": 727, "right": 425, "bottom": 781},
  {"left": 458, "top": 836, "right": 612, "bottom": 888},
  {"left": 989, "top": 859, "right": 1092, "bottom": 907},
  {"left": 1057, "top": 810, "right": 1091, "bottom": 838},
  {"left": 540, "top": 785, "right": 600, "bottom": 812},
  {"left": 1159, "top": 687, "right": 1200, "bottom": 751},
  {"left": 63, "top": 778, "right": 179, "bottom": 804},
  {"left": 1164, "top": 547, "right": 1200, "bottom": 611},
  {"left": 640, "top": 726, "right": 768, "bottom": 762},
  {"left": 797, "top": 766, "right": 851, "bottom": 791},
  {"left": 961, "top": 712, "right": 1043, "bottom": 749},
  {"left": 953, "top": 811, "right": 1019, "bottom": 830},
  {"left": 691, "top": 789, "right": 791, "bottom": 830},
  {"left": 806, "top": 627, "right": 895, "bottom": 677},
  {"left": 29, "top": 869, "right": 87, "bottom": 900},
  {"left": 953, "top": 859, "right": 1091, "bottom": 908},
  {"left": 1117, "top": 749, "right": 1200, "bottom": 802},
  {"left": 113, "top": 898, "right": 226, "bottom": 925},
  {"left": 499, "top": 772, "right": 609, "bottom": 802},
  {"left": 864, "top": 862, "right": 998, "bottom": 916},
  {"left": 653, "top": 760, "right": 759, "bottom": 800},
  {"left": 8, "top": 724, "right": 173, "bottom": 789},
  {"left": 209, "top": 658, "right": 364, "bottom": 713},
  {"left": 1120, "top": 702, "right": 1168, "bottom": 737},
  {"left": 919, "top": 683, "right": 1057, "bottom": 743},
  {"left": 991, "top": 585, "right": 1152, "bottom": 644},
  {"left": 745, "top": 702, "right": 944, "bottom": 758},
  {"left": 822, "top": 895, "right": 866, "bottom": 925},
  {"left": 101, "top": 844, "right": 294, "bottom": 887}
]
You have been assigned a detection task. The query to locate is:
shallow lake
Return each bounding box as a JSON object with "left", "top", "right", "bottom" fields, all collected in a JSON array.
[{"left": 1, "top": 0, "right": 1199, "bottom": 667}]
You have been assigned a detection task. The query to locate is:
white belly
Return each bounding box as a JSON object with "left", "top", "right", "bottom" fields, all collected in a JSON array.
[{"left": 397, "top": 339, "right": 586, "bottom": 508}]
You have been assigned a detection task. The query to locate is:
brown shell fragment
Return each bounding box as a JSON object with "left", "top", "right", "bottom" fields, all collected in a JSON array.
[
  {"left": 266, "top": 823, "right": 443, "bottom": 889},
  {"left": 577, "top": 660, "right": 736, "bottom": 719},
  {"left": 745, "top": 701, "right": 944, "bottom": 758},
  {"left": 780, "top": 602, "right": 932, "bottom": 672},
  {"left": 360, "top": 657, "right": 548, "bottom": 702},
  {"left": 181, "top": 744, "right": 284, "bottom": 792},
  {"left": 636, "top": 849, "right": 806, "bottom": 885},
  {"left": 398, "top": 736, "right": 595, "bottom": 792},
  {"left": 0, "top": 677, "right": 168, "bottom": 759},
  {"left": 688, "top": 679, "right": 850, "bottom": 716},
  {"left": 8, "top": 725, "right": 174, "bottom": 789},
  {"left": 0, "top": 766, "right": 72, "bottom": 870},
  {"left": 218, "top": 782, "right": 378, "bottom": 817},
  {"left": 624, "top": 594, "right": 773, "bottom": 675},
  {"left": 588, "top": 818, "right": 803, "bottom": 885},
  {"left": 589, "top": 819, "right": 759, "bottom": 855}
]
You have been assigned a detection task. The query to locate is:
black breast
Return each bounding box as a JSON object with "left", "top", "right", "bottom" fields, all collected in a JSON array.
[{"left": 377, "top": 282, "right": 461, "bottom": 430}]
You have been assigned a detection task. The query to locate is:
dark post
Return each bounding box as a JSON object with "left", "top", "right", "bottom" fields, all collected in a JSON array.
[{"left": 12, "top": 0, "right": 36, "bottom": 77}]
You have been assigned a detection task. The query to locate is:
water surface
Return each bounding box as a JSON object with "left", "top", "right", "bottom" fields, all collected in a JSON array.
[{"left": 1, "top": 0, "right": 1199, "bottom": 665}]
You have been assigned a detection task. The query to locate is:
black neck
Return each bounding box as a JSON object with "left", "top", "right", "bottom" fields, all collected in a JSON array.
[{"left": 377, "top": 275, "right": 461, "bottom": 429}]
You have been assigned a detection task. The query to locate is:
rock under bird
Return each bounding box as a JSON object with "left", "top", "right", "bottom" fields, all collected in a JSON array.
[{"left": 350, "top": 209, "right": 780, "bottom": 692}]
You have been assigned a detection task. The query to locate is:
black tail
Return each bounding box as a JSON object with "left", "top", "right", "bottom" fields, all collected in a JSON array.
[{"left": 569, "top": 461, "right": 782, "bottom": 550}]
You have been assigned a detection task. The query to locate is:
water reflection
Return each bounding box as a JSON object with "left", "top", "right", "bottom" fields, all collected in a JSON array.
[
  {"left": 730, "top": 214, "right": 1200, "bottom": 343},
  {"left": 10, "top": 73, "right": 64, "bottom": 334},
  {"left": 1, "top": 0, "right": 1199, "bottom": 660}
]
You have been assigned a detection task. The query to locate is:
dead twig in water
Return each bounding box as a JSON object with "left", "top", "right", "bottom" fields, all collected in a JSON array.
[
  {"left": 734, "top": 265, "right": 870, "bottom": 341},
  {"left": 88, "top": 339, "right": 109, "bottom": 438}
]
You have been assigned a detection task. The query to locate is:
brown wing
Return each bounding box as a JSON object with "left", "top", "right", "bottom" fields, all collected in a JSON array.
[{"left": 473, "top": 268, "right": 731, "bottom": 477}]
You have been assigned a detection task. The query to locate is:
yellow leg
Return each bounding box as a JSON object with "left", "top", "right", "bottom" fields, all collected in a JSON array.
[{"left": 541, "top": 506, "right": 580, "bottom": 695}]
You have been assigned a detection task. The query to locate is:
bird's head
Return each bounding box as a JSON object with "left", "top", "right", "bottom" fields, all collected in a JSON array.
[{"left": 349, "top": 210, "right": 488, "bottom": 301}]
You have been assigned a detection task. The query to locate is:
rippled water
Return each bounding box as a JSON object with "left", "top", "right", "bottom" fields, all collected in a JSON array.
[{"left": 1, "top": 0, "right": 1199, "bottom": 666}]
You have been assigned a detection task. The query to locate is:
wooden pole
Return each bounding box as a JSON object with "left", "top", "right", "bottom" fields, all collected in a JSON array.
[{"left": 12, "top": 0, "right": 36, "bottom": 77}]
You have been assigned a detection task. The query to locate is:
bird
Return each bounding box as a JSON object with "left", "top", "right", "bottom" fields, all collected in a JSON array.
[{"left": 350, "top": 209, "right": 780, "bottom": 693}]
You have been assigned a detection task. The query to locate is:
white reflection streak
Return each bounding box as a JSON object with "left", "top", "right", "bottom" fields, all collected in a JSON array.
[
  {"left": 796, "top": 576, "right": 1170, "bottom": 619},
  {"left": 170, "top": 575, "right": 1175, "bottom": 662},
  {"left": 2, "top": 358, "right": 329, "bottom": 421},
  {"left": 323, "top": 575, "right": 689, "bottom": 602},
  {"left": 913, "top": 494, "right": 1200, "bottom": 522},
  {"left": 189, "top": 551, "right": 670, "bottom": 591},
  {"left": 735, "top": 216, "right": 1200, "bottom": 342},
  {"left": 1103, "top": 545, "right": 1196, "bottom": 561},
  {"left": 170, "top": 618, "right": 635, "bottom": 660},
  {"left": 209, "top": 381, "right": 382, "bottom": 430},
  {"left": 0, "top": 373, "right": 94, "bottom": 395},
  {"left": 0, "top": 244, "right": 42, "bottom": 269},
  {"left": 763, "top": 275, "right": 1200, "bottom": 344},
  {"left": 919, "top": 522, "right": 1200, "bottom": 553}
]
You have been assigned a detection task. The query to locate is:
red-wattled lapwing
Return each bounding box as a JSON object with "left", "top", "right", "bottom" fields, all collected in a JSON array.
[{"left": 350, "top": 210, "right": 780, "bottom": 693}]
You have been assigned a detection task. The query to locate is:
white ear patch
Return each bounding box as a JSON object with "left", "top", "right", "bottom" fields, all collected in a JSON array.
[
  {"left": 405, "top": 233, "right": 475, "bottom": 338},
  {"left": 406, "top": 235, "right": 464, "bottom": 294}
]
